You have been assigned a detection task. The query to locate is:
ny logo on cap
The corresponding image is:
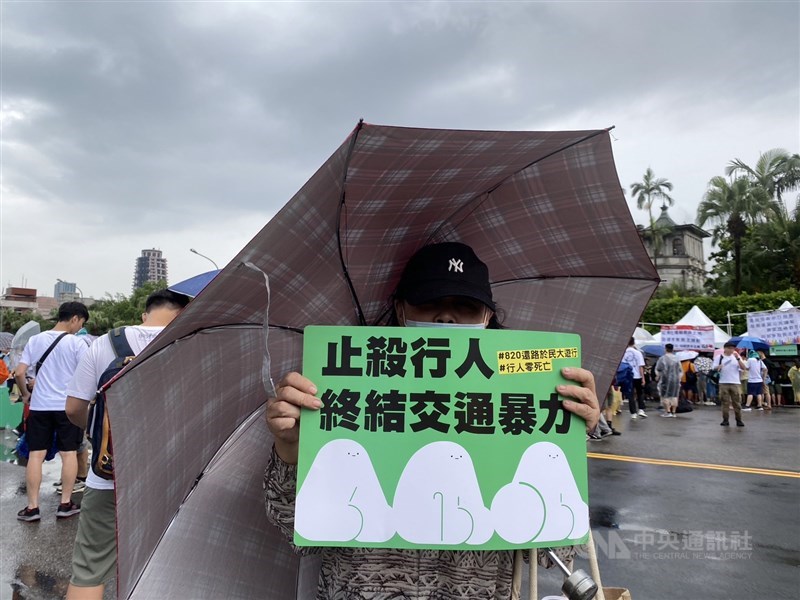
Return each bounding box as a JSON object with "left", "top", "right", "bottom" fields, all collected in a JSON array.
[{"left": 448, "top": 258, "right": 464, "bottom": 273}]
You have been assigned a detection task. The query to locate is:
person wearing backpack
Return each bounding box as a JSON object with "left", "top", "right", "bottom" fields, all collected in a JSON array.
[
  {"left": 64, "top": 289, "right": 189, "bottom": 600},
  {"left": 621, "top": 337, "right": 647, "bottom": 418},
  {"left": 14, "top": 302, "right": 90, "bottom": 522}
]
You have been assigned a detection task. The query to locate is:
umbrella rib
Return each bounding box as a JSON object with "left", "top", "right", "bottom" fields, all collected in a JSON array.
[
  {"left": 492, "top": 273, "right": 661, "bottom": 286},
  {"left": 427, "top": 127, "right": 615, "bottom": 240},
  {"left": 337, "top": 118, "right": 368, "bottom": 326}
]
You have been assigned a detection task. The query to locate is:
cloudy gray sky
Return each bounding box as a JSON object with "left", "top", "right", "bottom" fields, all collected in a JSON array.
[{"left": 2, "top": 1, "right": 798, "bottom": 299}]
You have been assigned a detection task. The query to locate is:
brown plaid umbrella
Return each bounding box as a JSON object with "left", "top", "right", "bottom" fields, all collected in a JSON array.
[{"left": 106, "top": 122, "right": 658, "bottom": 599}]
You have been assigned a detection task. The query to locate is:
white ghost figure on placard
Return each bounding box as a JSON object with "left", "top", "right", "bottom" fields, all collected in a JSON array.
[
  {"left": 393, "top": 441, "right": 493, "bottom": 545},
  {"left": 295, "top": 439, "right": 393, "bottom": 542},
  {"left": 491, "top": 441, "right": 588, "bottom": 544},
  {"left": 491, "top": 479, "right": 546, "bottom": 544}
]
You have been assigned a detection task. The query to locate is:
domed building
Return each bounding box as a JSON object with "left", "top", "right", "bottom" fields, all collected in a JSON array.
[{"left": 637, "top": 205, "right": 710, "bottom": 292}]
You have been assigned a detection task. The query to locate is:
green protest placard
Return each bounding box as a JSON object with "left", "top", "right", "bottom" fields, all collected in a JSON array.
[{"left": 295, "top": 326, "right": 588, "bottom": 551}]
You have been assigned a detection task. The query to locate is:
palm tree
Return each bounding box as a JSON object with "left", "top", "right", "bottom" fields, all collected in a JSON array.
[
  {"left": 752, "top": 197, "right": 800, "bottom": 289},
  {"left": 696, "top": 176, "right": 778, "bottom": 295},
  {"left": 727, "top": 148, "right": 800, "bottom": 203},
  {"left": 775, "top": 153, "right": 800, "bottom": 200},
  {"left": 629, "top": 168, "right": 674, "bottom": 267}
]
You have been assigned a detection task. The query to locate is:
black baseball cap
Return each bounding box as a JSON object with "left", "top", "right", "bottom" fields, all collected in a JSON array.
[{"left": 395, "top": 242, "right": 495, "bottom": 311}]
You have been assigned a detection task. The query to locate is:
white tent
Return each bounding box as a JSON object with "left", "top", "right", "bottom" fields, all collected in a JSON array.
[
  {"left": 652, "top": 305, "right": 731, "bottom": 347},
  {"left": 633, "top": 326, "right": 656, "bottom": 343}
]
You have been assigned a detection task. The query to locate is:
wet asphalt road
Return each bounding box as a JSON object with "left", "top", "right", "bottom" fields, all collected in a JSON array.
[
  {"left": 1, "top": 402, "right": 798, "bottom": 600},
  {"left": 0, "top": 430, "right": 115, "bottom": 600}
]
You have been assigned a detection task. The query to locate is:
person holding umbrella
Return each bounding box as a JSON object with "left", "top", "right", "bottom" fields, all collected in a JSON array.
[{"left": 265, "top": 242, "right": 601, "bottom": 598}]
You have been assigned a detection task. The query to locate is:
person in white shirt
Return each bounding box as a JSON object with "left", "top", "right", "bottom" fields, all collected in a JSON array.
[
  {"left": 64, "top": 289, "right": 189, "bottom": 600},
  {"left": 742, "top": 350, "right": 767, "bottom": 411},
  {"left": 712, "top": 341, "right": 747, "bottom": 427},
  {"left": 622, "top": 337, "right": 648, "bottom": 418},
  {"left": 15, "top": 302, "right": 89, "bottom": 522}
]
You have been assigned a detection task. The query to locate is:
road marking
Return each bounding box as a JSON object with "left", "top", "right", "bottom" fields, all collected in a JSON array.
[{"left": 587, "top": 452, "right": 800, "bottom": 478}]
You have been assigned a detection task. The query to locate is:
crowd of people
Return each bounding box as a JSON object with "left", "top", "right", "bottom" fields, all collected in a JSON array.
[{"left": 592, "top": 335, "right": 800, "bottom": 434}]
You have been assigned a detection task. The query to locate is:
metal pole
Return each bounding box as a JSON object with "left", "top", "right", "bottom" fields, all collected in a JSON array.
[{"left": 190, "top": 248, "right": 219, "bottom": 270}]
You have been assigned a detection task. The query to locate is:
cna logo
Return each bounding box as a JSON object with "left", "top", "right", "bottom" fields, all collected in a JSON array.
[{"left": 448, "top": 258, "right": 464, "bottom": 273}]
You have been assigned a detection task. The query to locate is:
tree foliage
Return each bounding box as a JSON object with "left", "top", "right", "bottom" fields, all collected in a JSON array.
[
  {"left": 697, "top": 176, "right": 780, "bottom": 295},
  {"left": 705, "top": 198, "right": 800, "bottom": 295},
  {"left": 0, "top": 310, "right": 53, "bottom": 335},
  {"left": 85, "top": 281, "right": 166, "bottom": 335},
  {"left": 726, "top": 148, "right": 798, "bottom": 201},
  {"left": 700, "top": 148, "right": 800, "bottom": 296},
  {"left": 0, "top": 281, "right": 167, "bottom": 336}
]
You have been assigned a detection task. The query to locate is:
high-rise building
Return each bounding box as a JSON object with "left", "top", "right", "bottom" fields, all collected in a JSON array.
[
  {"left": 54, "top": 280, "right": 77, "bottom": 302},
  {"left": 133, "top": 248, "right": 168, "bottom": 291}
]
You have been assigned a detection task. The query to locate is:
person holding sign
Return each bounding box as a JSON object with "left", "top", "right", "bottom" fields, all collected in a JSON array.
[{"left": 264, "top": 242, "right": 601, "bottom": 599}]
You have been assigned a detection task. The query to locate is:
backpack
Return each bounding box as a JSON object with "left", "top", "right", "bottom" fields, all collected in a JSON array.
[
  {"left": 87, "top": 327, "right": 135, "bottom": 480},
  {"left": 615, "top": 361, "right": 634, "bottom": 396}
]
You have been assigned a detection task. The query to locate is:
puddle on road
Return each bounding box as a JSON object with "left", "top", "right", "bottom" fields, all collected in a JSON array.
[
  {"left": 590, "top": 505, "right": 620, "bottom": 529},
  {"left": 9, "top": 564, "right": 70, "bottom": 600}
]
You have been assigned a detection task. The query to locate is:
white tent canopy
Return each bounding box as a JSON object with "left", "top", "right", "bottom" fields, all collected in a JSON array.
[
  {"left": 652, "top": 305, "right": 731, "bottom": 347},
  {"left": 633, "top": 326, "right": 656, "bottom": 343}
]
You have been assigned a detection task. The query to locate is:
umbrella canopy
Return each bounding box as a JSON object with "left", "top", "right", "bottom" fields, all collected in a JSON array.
[
  {"left": 633, "top": 326, "right": 656, "bottom": 343},
  {"left": 168, "top": 270, "right": 220, "bottom": 298},
  {"left": 694, "top": 356, "right": 714, "bottom": 374},
  {"left": 0, "top": 332, "right": 13, "bottom": 350},
  {"left": 8, "top": 321, "right": 41, "bottom": 370},
  {"left": 640, "top": 343, "right": 665, "bottom": 357},
  {"left": 729, "top": 335, "right": 770, "bottom": 352},
  {"left": 11, "top": 321, "right": 40, "bottom": 351},
  {"left": 676, "top": 350, "right": 699, "bottom": 362},
  {"left": 105, "top": 123, "right": 660, "bottom": 599}
]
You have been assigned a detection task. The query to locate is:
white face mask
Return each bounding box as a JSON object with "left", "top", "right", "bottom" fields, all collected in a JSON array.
[{"left": 404, "top": 319, "right": 487, "bottom": 329}]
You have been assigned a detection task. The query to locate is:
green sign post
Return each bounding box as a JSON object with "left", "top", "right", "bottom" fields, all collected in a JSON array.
[{"left": 296, "top": 326, "right": 588, "bottom": 551}]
